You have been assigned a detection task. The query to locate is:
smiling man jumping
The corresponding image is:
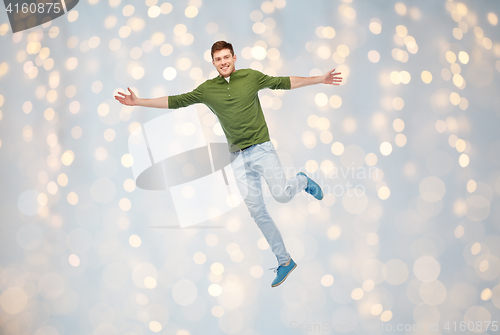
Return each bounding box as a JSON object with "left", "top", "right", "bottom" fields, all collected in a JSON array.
[{"left": 115, "top": 41, "right": 342, "bottom": 287}]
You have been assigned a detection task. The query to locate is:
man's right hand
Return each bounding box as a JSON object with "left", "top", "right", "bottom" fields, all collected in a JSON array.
[{"left": 114, "top": 87, "right": 137, "bottom": 106}]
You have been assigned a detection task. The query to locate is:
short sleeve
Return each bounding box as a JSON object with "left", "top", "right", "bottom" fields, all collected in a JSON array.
[
  {"left": 254, "top": 70, "right": 291, "bottom": 90},
  {"left": 168, "top": 84, "right": 204, "bottom": 109}
]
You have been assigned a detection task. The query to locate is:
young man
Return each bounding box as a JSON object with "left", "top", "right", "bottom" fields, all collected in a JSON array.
[{"left": 115, "top": 41, "right": 342, "bottom": 287}]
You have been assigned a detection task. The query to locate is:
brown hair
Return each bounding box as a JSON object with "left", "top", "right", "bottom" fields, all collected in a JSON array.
[{"left": 211, "top": 41, "right": 234, "bottom": 60}]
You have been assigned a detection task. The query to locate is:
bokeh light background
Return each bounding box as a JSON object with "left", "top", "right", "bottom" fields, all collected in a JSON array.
[{"left": 1, "top": 0, "right": 500, "bottom": 334}]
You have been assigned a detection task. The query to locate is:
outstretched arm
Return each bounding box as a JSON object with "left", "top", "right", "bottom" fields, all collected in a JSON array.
[
  {"left": 114, "top": 87, "right": 169, "bottom": 108},
  {"left": 290, "top": 69, "right": 342, "bottom": 89}
]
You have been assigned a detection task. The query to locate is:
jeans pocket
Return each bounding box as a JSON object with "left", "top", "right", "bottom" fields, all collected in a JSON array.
[{"left": 259, "top": 141, "right": 274, "bottom": 153}]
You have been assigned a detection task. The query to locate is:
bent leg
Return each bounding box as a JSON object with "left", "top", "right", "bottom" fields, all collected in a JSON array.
[{"left": 251, "top": 142, "right": 307, "bottom": 203}]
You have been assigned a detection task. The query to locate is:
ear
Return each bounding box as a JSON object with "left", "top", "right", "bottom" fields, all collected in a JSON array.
[{"left": 233, "top": 54, "right": 237, "bottom": 62}]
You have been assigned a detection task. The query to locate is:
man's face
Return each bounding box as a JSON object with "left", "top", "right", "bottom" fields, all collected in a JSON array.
[{"left": 212, "top": 48, "right": 237, "bottom": 78}]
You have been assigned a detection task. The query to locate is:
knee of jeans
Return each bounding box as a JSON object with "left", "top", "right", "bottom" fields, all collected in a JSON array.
[
  {"left": 273, "top": 193, "right": 291, "bottom": 203},
  {"left": 269, "top": 186, "right": 292, "bottom": 203}
]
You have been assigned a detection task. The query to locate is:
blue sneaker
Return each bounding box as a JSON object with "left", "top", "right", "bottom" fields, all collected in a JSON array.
[
  {"left": 271, "top": 259, "right": 297, "bottom": 287},
  {"left": 297, "top": 172, "right": 324, "bottom": 200}
]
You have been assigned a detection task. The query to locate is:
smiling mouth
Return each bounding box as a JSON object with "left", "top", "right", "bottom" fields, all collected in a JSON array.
[{"left": 221, "top": 65, "right": 229, "bottom": 71}]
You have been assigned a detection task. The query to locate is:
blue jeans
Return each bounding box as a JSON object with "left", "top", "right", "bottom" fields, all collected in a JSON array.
[{"left": 230, "top": 141, "right": 308, "bottom": 265}]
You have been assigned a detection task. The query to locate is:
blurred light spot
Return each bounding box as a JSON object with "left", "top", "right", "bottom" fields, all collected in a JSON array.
[
  {"left": 251, "top": 46, "right": 267, "bottom": 60},
  {"left": 454, "top": 225, "right": 464, "bottom": 238},
  {"left": 395, "top": 134, "right": 407, "bottom": 147},
  {"left": 318, "top": 45, "right": 332, "bottom": 59},
  {"left": 368, "top": 50, "right": 380, "bottom": 63},
  {"left": 471, "top": 242, "right": 481, "bottom": 255},
  {"left": 329, "top": 95, "right": 342, "bottom": 108},
  {"left": 315, "top": 93, "right": 328, "bottom": 106},
  {"left": 61, "top": 150, "right": 75, "bottom": 166},
  {"left": 488, "top": 13, "right": 498, "bottom": 26},
  {"left": 104, "top": 15, "right": 117, "bottom": 29},
  {"left": 163, "top": 67, "right": 177, "bottom": 80},
  {"left": 22, "top": 101, "right": 32, "bottom": 114},
  {"left": 193, "top": 252, "right": 206, "bottom": 264},
  {"left": 371, "top": 304, "right": 383, "bottom": 315},
  {"left": 261, "top": 1, "right": 275, "bottom": 13},
  {"left": 393, "top": 119, "right": 405, "bottom": 132},
  {"left": 378, "top": 186, "right": 390, "bottom": 200},
  {"left": 321, "top": 274, "right": 334, "bottom": 287},
  {"left": 174, "top": 24, "right": 187, "bottom": 36},
  {"left": 122, "top": 4, "right": 134, "bottom": 16},
  {"left": 160, "top": 44, "right": 173, "bottom": 56},
  {"left": 257, "top": 237, "right": 269, "bottom": 250},
  {"left": 149, "top": 321, "right": 162, "bottom": 333},
  {"left": 119, "top": 26, "right": 132, "bottom": 38},
  {"left": 369, "top": 18, "right": 382, "bottom": 34},
  {"left": 67, "top": 192, "right": 79, "bottom": 205},
  {"left": 68, "top": 254, "right": 80, "bottom": 267},
  {"left": 180, "top": 185, "right": 194, "bottom": 199},
  {"left": 67, "top": 10, "right": 79, "bottom": 22},
  {"left": 445, "top": 51, "right": 456, "bottom": 63},
  {"left": 250, "top": 266, "right": 263, "bottom": 278},
  {"left": 0, "top": 23, "right": 8, "bottom": 35},
  {"left": 459, "top": 154, "right": 469, "bottom": 167},
  {"left": 302, "top": 131, "right": 317, "bottom": 149},
  {"left": 47, "top": 182, "right": 58, "bottom": 195},
  {"left": 123, "top": 179, "right": 136, "bottom": 192},
  {"left": 66, "top": 57, "right": 78, "bottom": 70},
  {"left": 414, "top": 256, "right": 440, "bottom": 282},
  {"left": 72, "top": 126, "right": 83, "bottom": 139},
  {"left": 57, "top": 173, "right": 68, "bottom": 187},
  {"left": 121, "top": 154, "right": 133, "bottom": 167},
  {"left": 466, "top": 180, "right": 477, "bottom": 193},
  {"left": 0, "top": 287, "right": 28, "bottom": 315},
  {"left": 396, "top": 25, "right": 408, "bottom": 37},
  {"left": 343, "top": 117, "right": 357, "bottom": 133},
  {"left": 479, "top": 260, "right": 489, "bottom": 272},
  {"left": 327, "top": 225, "right": 341, "bottom": 240},
  {"left": 395, "top": 2, "right": 407, "bottom": 15},
  {"left": 363, "top": 280, "right": 375, "bottom": 291},
  {"left": 481, "top": 288, "right": 492, "bottom": 300},
  {"left": 322, "top": 26, "right": 336, "bottom": 39},
  {"left": 211, "top": 263, "right": 224, "bottom": 275},
  {"left": 351, "top": 288, "right": 364, "bottom": 300},
  {"left": 132, "top": 66, "right": 144, "bottom": 79},
  {"left": 320, "top": 131, "right": 333, "bottom": 144},
  {"left": 37, "top": 193, "right": 48, "bottom": 206},
  {"left": 213, "top": 123, "right": 224, "bottom": 136},
  {"left": 119, "top": 198, "right": 132, "bottom": 211},
  {"left": 380, "top": 142, "right": 392, "bottom": 156},
  {"left": 392, "top": 97, "right": 404, "bottom": 110},
  {"left": 208, "top": 284, "right": 222, "bottom": 296},
  {"left": 104, "top": 128, "right": 116, "bottom": 142},
  {"left": 212, "top": 306, "right": 225, "bottom": 317},
  {"left": 144, "top": 277, "right": 157, "bottom": 288},
  {"left": 305, "top": 160, "right": 318, "bottom": 173},
  {"left": 206, "top": 234, "right": 218, "bottom": 246},
  {"left": 148, "top": 6, "right": 161, "bottom": 18},
  {"left": 380, "top": 310, "right": 393, "bottom": 322},
  {"left": 161, "top": 2, "right": 173, "bottom": 14},
  {"left": 109, "top": 38, "right": 121, "bottom": 51},
  {"left": 129, "top": 235, "right": 141, "bottom": 248}
]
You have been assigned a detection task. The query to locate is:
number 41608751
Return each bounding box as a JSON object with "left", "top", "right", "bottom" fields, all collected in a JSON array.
[
  {"left": 444, "top": 321, "right": 498, "bottom": 332},
  {"left": 5, "top": 2, "right": 62, "bottom": 14}
]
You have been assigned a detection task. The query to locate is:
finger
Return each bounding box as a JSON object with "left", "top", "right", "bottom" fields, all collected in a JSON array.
[
  {"left": 117, "top": 92, "right": 126, "bottom": 96},
  {"left": 128, "top": 87, "right": 133, "bottom": 94}
]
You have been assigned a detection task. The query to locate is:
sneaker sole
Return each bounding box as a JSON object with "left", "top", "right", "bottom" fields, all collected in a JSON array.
[{"left": 271, "top": 263, "right": 297, "bottom": 287}]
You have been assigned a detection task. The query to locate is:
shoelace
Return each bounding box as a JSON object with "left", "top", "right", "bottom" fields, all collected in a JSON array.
[{"left": 269, "top": 266, "right": 279, "bottom": 273}]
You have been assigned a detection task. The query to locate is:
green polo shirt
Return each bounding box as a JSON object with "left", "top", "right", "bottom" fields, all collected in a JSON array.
[{"left": 168, "top": 68, "right": 291, "bottom": 153}]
